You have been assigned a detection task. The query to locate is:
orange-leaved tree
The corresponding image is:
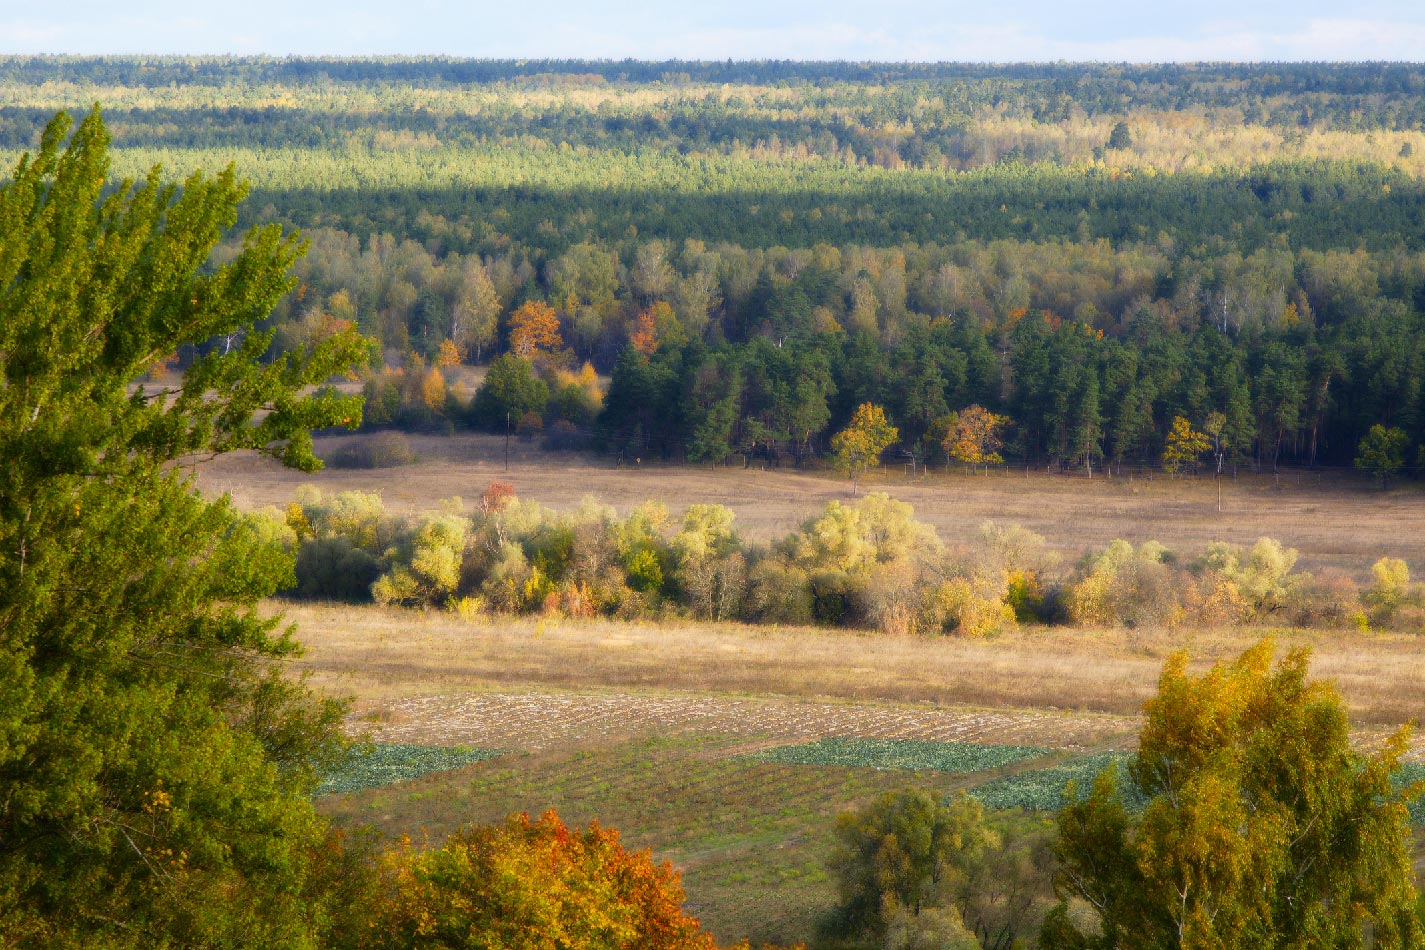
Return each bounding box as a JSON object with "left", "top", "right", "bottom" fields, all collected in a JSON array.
[
  {"left": 509, "top": 300, "right": 563, "bottom": 359},
  {"left": 942, "top": 405, "right": 1009, "bottom": 472},
  {"left": 362, "top": 810, "right": 718, "bottom": 950}
]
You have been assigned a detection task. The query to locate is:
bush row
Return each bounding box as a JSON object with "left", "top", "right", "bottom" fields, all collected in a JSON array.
[{"left": 249, "top": 484, "right": 1424, "bottom": 634}]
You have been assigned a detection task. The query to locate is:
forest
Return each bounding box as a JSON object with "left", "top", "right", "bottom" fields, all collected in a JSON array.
[{"left": 4, "top": 58, "right": 1425, "bottom": 472}]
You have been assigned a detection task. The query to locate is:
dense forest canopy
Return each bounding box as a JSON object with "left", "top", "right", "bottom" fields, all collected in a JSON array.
[{"left": 7, "top": 57, "right": 1425, "bottom": 470}]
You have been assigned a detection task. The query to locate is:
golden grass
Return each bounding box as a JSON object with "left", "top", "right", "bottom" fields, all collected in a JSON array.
[
  {"left": 284, "top": 603, "right": 1425, "bottom": 741},
  {"left": 205, "top": 433, "right": 1425, "bottom": 576}
]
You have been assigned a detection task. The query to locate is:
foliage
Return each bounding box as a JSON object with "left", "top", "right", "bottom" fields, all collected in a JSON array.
[
  {"left": 828, "top": 790, "right": 999, "bottom": 940},
  {"left": 1199, "top": 537, "right": 1301, "bottom": 617},
  {"left": 1356, "top": 423, "right": 1411, "bottom": 487},
  {"left": 1043, "top": 640, "right": 1424, "bottom": 950},
  {"left": 831, "top": 403, "right": 899, "bottom": 493},
  {"left": 1161, "top": 415, "right": 1210, "bottom": 474},
  {"left": 0, "top": 107, "right": 365, "bottom": 946},
  {"left": 942, "top": 405, "right": 1009, "bottom": 468},
  {"left": 358, "top": 810, "right": 719, "bottom": 950},
  {"left": 508, "top": 299, "right": 563, "bottom": 360},
  {"left": 468, "top": 353, "right": 550, "bottom": 429},
  {"left": 315, "top": 744, "right": 507, "bottom": 797}
]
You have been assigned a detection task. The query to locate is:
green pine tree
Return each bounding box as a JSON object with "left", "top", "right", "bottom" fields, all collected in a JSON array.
[{"left": 0, "top": 108, "right": 367, "bottom": 946}]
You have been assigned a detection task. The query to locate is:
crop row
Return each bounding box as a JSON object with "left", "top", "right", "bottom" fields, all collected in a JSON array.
[
  {"left": 745, "top": 738, "right": 1050, "bottom": 773},
  {"left": 316, "top": 743, "right": 507, "bottom": 796}
]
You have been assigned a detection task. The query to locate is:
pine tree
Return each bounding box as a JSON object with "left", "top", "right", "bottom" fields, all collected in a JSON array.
[{"left": 0, "top": 108, "right": 366, "bottom": 946}]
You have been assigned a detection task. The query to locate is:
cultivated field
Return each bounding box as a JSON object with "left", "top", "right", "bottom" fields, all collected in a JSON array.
[
  {"left": 217, "top": 435, "right": 1425, "bottom": 944},
  {"left": 291, "top": 601, "right": 1425, "bottom": 943},
  {"left": 203, "top": 432, "right": 1425, "bottom": 576}
]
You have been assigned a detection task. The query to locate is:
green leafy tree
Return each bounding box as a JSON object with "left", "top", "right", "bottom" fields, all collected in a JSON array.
[
  {"left": 1356, "top": 423, "right": 1410, "bottom": 488},
  {"left": 1042, "top": 640, "right": 1423, "bottom": 950},
  {"left": 0, "top": 108, "right": 366, "bottom": 946},
  {"left": 831, "top": 402, "right": 899, "bottom": 495},
  {"left": 468, "top": 353, "right": 550, "bottom": 430},
  {"left": 828, "top": 789, "right": 996, "bottom": 943}
]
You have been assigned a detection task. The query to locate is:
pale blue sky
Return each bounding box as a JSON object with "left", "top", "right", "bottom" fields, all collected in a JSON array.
[{"left": 2, "top": 0, "right": 1423, "bottom": 61}]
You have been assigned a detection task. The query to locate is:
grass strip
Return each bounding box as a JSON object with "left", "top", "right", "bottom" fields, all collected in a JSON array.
[
  {"left": 317, "top": 742, "right": 508, "bottom": 796},
  {"left": 745, "top": 738, "right": 1049, "bottom": 773}
]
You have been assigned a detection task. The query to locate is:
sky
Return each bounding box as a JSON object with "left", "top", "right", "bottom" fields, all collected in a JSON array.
[{"left": 2, "top": 0, "right": 1424, "bottom": 62}]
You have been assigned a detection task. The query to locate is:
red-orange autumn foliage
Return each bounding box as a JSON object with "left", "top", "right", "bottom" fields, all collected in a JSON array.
[
  {"left": 630, "top": 307, "right": 660, "bottom": 355},
  {"left": 509, "top": 300, "right": 563, "bottom": 358},
  {"left": 942, "top": 404, "right": 1009, "bottom": 467},
  {"left": 363, "top": 810, "right": 718, "bottom": 950}
]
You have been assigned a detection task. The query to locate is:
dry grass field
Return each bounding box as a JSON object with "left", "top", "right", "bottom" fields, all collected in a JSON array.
[
  {"left": 202, "top": 432, "right": 1425, "bottom": 575},
  {"left": 292, "top": 601, "right": 1425, "bottom": 944},
  {"left": 212, "top": 435, "right": 1425, "bottom": 944}
]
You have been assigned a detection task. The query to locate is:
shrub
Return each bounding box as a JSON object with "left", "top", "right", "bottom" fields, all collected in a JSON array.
[
  {"left": 931, "top": 576, "right": 1016, "bottom": 637},
  {"left": 1066, "top": 540, "right": 1184, "bottom": 627},
  {"left": 746, "top": 559, "right": 815, "bottom": 624},
  {"left": 294, "top": 537, "right": 383, "bottom": 602},
  {"left": 1200, "top": 537, "right": 1301, "bottom": 617},
  {"left": 1364, "top": 556, "right": 1412, "bottom": 626},
  {"left": 326, "top": 431, "right": 416, "bottom": 469}
]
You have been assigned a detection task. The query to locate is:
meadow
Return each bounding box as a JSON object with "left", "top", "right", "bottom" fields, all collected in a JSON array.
[
  {"left": 203, "top": 431, "right": 1425, "bottom": 576},
  {"left": 219, "top": 434, "right": 1425, "bottom": 945}
]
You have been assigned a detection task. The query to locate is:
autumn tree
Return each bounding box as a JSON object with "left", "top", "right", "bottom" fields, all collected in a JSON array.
[
  {"left": 1042, "top": 640, "right": 1423, "bottom": 950},
  {"left": 362, "top": 811, "right": 718, "bottom": 950},
  {"left": 508, "top": 299, "right": 563, "bottom": 359},
  {"left": 0, "top": 108, "right": 366, "bottom": 945},
  {"left": 630, "top": 304, "right": 661, "bottom": 355},
  {"left": 942, "top": 405, "right": 1009, "bottom": 472},
  {"left": 1161, "top": 415, "right": 1210, "bottom": 474},
  {"left": 831, "top": 403, "right": 899, "bottom": 495}
]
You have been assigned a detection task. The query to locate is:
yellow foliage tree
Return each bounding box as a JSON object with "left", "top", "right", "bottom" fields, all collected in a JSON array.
[
  {"left": 420, "top": 366, "right": 447, "bottom": 412},
  {"left": 830, "top": 403, "right": 899, "bottom": 496},
  {"left": 1161, "top": 415, "right": 1210, "bottom": 474},
  {"left": 435, "top": 338, "right": 461, "bottom": 367}
]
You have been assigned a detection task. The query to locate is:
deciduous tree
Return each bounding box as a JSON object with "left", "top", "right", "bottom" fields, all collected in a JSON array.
[
  {"left": 1161, "top": 415, "right": 1210, "bottom": 474},
  {"left": 942, "top": 405, "right": 1009, "bottom": 471},
  {"left": 1356, "top": 423, "right": 1409, "bottom": 488},
  {"left": 509, "top": 299, "right": 563, "bottom": 359},
  {"left": 1042, "top": 640, "right": 1423, "bottom": 950},
  {"left": 831, "top": 403, "right": 899, "bottom": 495},
  {"left": 363, "top": 811, "right": 719, "bottom": 950}
]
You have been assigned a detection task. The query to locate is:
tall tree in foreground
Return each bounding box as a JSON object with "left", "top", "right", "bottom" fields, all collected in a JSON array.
[
  {"left": 0, "top": 108, "right": 366, "bottom": 946},
  {"left": 1042, "top": 640, "right": 1423, "bottom": 950}
]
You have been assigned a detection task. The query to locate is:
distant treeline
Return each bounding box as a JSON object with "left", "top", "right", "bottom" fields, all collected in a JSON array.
[
  {"left": 7, "top": 64, "right": 1425, "bottom": 470},
  {"left": 267, "top": 228, "right": 1425, "bottom": 470},
  {"left": 5, "top": 58, "right": 1425, "bottom": 128}
]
